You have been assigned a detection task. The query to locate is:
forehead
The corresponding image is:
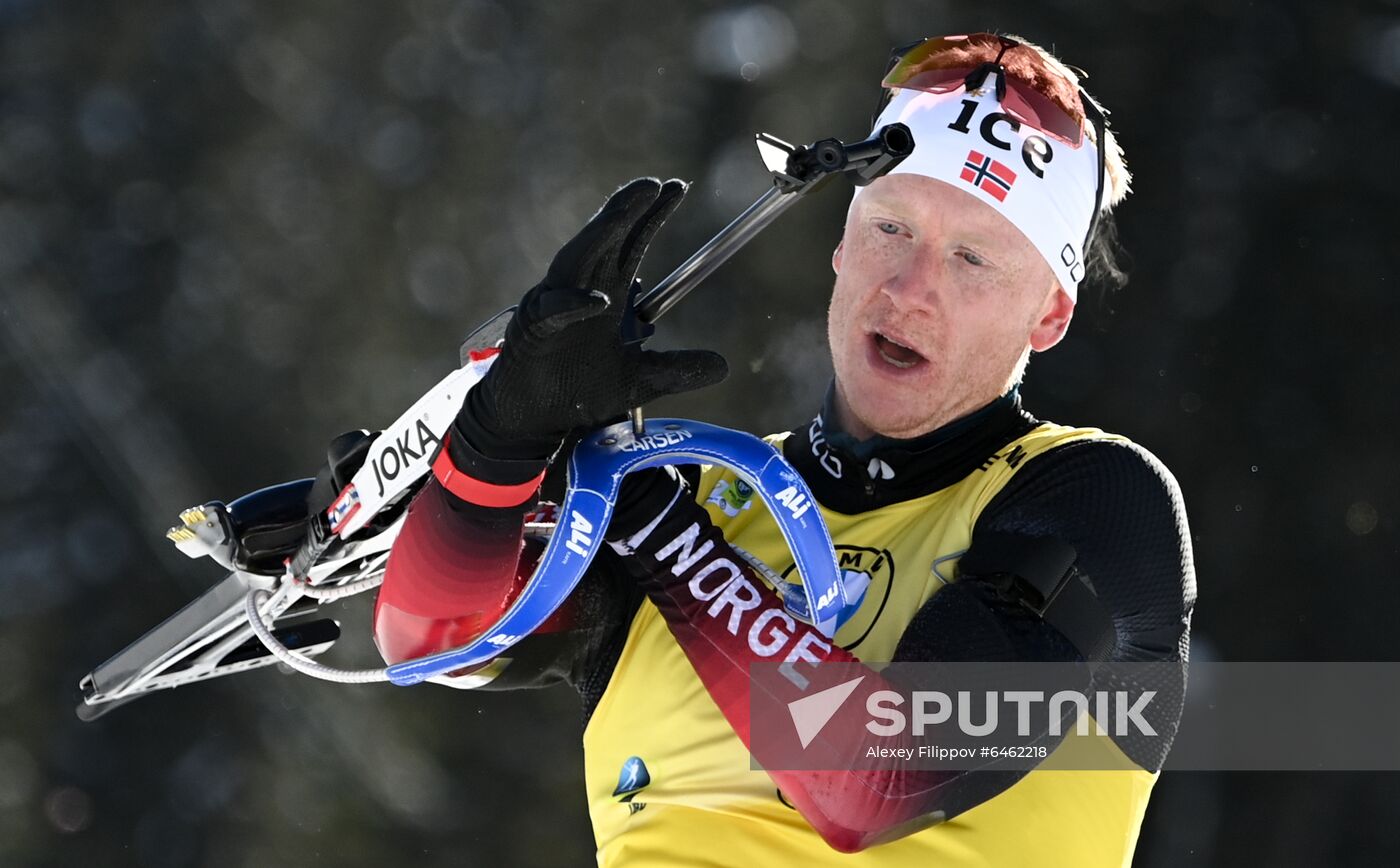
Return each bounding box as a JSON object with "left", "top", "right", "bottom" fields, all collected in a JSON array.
[
  {"left": 853, "top": 173, "right": 1043, "bottom": 256},
  {"left": 856, "top": 174, "right": 1005, "bottom": 229}
]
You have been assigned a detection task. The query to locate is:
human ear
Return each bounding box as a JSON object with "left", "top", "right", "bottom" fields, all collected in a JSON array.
[
  {"left": 1029, "top": 285, "right": 1075, "bottom": 352},
  {"left": 832, "top": 240, "right": 844, "bottom": 274}
]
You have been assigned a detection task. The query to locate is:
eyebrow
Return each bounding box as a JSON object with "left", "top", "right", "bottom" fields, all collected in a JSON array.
[
  {"left": 856, "top": 188, "right": 910, "bottom": 216},
  {"left": 859, "top": 192, "right": 1006, "bottom": 248}
]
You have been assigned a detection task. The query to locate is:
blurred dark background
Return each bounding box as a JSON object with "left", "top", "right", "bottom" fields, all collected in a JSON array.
[{"left": 2, "top": 0, "right": 1397, "bottom": 865}]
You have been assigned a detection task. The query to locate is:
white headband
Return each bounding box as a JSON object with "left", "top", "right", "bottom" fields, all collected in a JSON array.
[{"left": 855, "top": 77, "right": 1100, "bottom": 300}]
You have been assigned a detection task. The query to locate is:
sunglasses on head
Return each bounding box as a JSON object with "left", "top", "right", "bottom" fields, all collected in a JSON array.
[{"left": 875, "top": 33, "right": 1108, "bottom": 250}]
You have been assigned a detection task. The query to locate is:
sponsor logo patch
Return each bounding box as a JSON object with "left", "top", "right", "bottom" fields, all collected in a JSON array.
[
  {"left": 706, "top": 478, "right": 756, "bottom": 518},
  {"left": 614, "top": 756, "right": 651, "bottom": 814}
]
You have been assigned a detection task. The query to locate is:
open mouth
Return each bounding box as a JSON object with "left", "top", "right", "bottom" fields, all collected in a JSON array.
[{"left": 872, "top": 332, "right": 926, "bottom": 370}]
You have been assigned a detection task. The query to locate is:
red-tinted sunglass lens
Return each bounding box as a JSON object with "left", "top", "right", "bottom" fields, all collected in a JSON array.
[
  {"left": 882, "top": 34, "right": 987, "bottom": 88},
  {"left": 883, "top": 65, "right": 973, "bottom": 93},
  {"left": 883, "top": 35, "right": 1088, "bottom": 148},
  {"left": 1000, "top": 79, "right": 1084, "bottom": 147}
]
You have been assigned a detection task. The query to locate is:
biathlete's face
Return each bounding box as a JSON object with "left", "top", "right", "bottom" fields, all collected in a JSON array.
[{"left": 826, "top": 173, "right": 1075, "bottom": 440}]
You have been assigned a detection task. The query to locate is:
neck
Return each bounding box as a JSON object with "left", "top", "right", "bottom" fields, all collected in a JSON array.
[{"left": 784, "top": 380, "right": 1038, "bottom": 512}]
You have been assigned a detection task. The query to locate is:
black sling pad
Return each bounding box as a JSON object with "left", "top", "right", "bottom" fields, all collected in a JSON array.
[{"left": 958, "top": 531, "right": 1115, "bottom": 663}]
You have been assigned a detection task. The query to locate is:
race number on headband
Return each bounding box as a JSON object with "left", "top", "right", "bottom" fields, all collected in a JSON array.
[{"left": 856, "top": 75, "right": 1101, "bottom": 299}]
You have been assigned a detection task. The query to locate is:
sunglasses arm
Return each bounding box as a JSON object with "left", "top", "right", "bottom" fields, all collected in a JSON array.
[{"left": 634, "top": 123, "right": 912, "bottom": 324}]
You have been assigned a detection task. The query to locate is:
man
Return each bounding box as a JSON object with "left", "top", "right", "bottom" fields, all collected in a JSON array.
[{"left": 371, "top": 33, "right": 1194, "bottom": 865}]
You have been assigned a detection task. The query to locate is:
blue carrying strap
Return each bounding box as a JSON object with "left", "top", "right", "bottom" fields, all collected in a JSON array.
[{"left": 386, "top": 418, "right": 853, "bottom": 686}]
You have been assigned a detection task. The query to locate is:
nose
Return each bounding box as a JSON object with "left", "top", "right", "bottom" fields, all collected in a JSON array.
[{"left": 877, "top": 243, "right": 944, "bottom": 315}]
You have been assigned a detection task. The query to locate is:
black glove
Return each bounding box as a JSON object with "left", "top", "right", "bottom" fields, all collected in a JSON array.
[{"left": 455, "top": 178, "right": 728, "bottom": 466}]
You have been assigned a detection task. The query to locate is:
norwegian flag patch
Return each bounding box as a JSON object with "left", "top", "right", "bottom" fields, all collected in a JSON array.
[
  {"left": 960, "top": 150, "right": 1017, "bottom": 202},
  {"left": 327, "top": 484, "right": 361, "bottom": 535}
]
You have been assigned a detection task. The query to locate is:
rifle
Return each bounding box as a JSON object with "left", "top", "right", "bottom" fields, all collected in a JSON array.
[{"left": 77, "top": 124, "right": 912, "bottom": 720}]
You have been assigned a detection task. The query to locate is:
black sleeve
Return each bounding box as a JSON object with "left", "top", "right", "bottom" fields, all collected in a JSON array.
[
  {"left": 892, "top": 438, "right": 1195, "bottom": 771},
  {"left": 472, "top": 548, "right": 643, "bottom": 721},
  {"left": 487, "top": 466, "right": 692, "bottom": 715}
]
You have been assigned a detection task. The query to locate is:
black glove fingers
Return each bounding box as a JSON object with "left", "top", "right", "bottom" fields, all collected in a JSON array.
[
  {"left": 589, "top": 178, "right": 665, "bottom": 304},
  {"left": 629, "top": 348, "right": 729, "bottom": 406},
  {"left": 545, "top": 208, "right": 620, "bottom": 290},
  {"left": 525, "top": 285, "right": 611, "bottom": 340},
  {"left": 551, "top": 178, "right": 661, "bottom": 296},
  {"left": 618, "top": 178, "right": 688, "bottom": 285},
  {"left": 468, "top": 177, "right": 718, "bottom": 452}
]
